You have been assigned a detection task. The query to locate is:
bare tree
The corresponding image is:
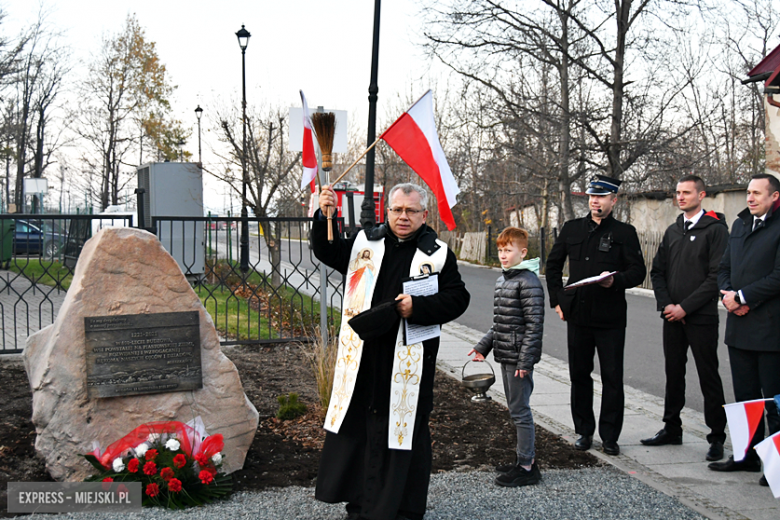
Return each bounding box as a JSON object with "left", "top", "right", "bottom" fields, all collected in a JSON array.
[{"left": 211, "top": 102, "right": 302, "bottom": 286}]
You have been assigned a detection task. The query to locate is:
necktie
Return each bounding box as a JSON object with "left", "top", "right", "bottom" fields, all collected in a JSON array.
[
  {"left": 684, "top": 221, "right": 691, "bottom": 234},
  {"left": 754, "top": 219, "right": 764, "bottom": 232}
]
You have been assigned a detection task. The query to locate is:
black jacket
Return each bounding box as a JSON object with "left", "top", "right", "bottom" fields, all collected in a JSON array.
[
  {"left": 474, "top": 268, "right": 544, "bottom": 371},
  {"left": 311, "top": 212, "right": 470, "bottom": 413},
  {"left": 651, "top": 211, "right": 728, "bottom": 324},
  {"left": 546, "top": 213, "right": 646, "bottom": 328},
  {"left": 718, "top": 203, "right": 780, "bottom": 352}
]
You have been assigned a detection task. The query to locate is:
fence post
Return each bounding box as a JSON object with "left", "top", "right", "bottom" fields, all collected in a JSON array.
[
  {"left": 540, "top": 226, "right": 546, "bottom": 272},
  {"left": 319, "top": 260, "right": 329, "bottom": 350},
  {"left": 486, "top": 225, "right": 492, "bottom": 264}
]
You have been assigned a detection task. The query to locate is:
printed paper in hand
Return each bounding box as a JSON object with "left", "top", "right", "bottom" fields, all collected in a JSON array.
[
  {"left": 401, "top": 274, "right": 441, "bottom": 345},
  {"left": 564, "top": 271, "right": 618, "bottom": 290}
]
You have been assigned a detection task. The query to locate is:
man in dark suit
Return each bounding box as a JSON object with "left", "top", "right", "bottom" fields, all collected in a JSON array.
[
  {"left": 641, "top": 175, "right": 728, "bottom": 462},
  {"left": 546, "top": 175, "right": 646, "bottom": 456},
  {"left": 712, "top": 173, "right": 780, "bottom": 487}
]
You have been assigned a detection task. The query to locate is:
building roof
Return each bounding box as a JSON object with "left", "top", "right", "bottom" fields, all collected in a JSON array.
[
  {"left": 748, "top": 45, "right": 780, "bottom": 78},
  {"left": 745, "top": 45, "right": 780, "bottom": 86}
]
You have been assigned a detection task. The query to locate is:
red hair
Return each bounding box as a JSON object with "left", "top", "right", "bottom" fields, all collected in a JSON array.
[{"left": 496, "top": 227, "right": 529, "bottom": 249}]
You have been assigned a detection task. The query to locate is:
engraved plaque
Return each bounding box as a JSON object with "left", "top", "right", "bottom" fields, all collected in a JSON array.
[{"left": 84, "top": 312, "right": 202, "bottom": 398}]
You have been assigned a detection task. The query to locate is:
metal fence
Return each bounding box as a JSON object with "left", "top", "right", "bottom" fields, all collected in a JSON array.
[
  {"left": 1, "top": 214, "right": 134, "bottom": 353},
  {"left": 0, "top": 214, "right": 345, "bottom": 354}
]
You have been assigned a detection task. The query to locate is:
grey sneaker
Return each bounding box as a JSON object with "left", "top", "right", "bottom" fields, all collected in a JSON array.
[{"left": 494, "top": 462, "right": 541, "bottom": 487}]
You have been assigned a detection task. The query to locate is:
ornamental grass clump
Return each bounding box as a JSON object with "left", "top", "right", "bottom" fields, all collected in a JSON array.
[
  {"left": 299, "top": 325, "right": 338, "bottom": 416},
  {"left": 83, "top": 420, "right": 232, "bottom": 509}
]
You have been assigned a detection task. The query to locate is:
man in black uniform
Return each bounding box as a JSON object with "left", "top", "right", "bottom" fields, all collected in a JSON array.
[
  {"left": 641, "top": 175, "right": 728, "bottom": 462},
  {"left": 546, "top": 175, "right": 646, "bottom": 456},
  {"left": 312, "top": 183, "right": 470, "bottom": 520}
]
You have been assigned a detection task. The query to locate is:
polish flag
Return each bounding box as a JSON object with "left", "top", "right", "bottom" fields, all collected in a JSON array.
[
  {"left": 380, "top": 90, "right": 460, "bottom": 230},
  {"left": 299, "top": 90, "right": 317, "bottom": 193},
  {"left": 755, "top": 432, "right": 780, "bottom": 498},
  {"left": 725, "top": 399, "right": 765, "bottom": 461}
]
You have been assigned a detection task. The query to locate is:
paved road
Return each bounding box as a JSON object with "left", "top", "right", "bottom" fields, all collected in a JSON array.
[{"left": 453, "top": 261, "right": 735, "bottom": 416}]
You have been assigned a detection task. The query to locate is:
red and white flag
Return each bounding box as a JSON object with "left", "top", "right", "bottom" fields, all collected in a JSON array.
[
  {"left": 380, "top": 90, "right": 460, "bottom": 230},
  {"left": 756, "top": 431, "right": 780, "bottom": 498},
  {"left": 299, "top": 90, "right": 318, "bottom": 193},
  {"left": 725, "top": 399, "right": 766, "bottom": 462}
]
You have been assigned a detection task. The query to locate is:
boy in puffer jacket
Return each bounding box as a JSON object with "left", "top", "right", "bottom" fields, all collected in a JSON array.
[{"left": 468, "top": 227, "right": 545, "bottom": 487}]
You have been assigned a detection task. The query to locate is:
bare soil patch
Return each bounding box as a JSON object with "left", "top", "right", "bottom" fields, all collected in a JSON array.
[{"left": 0, "top": 346, "right": 600, "bottom": 515}]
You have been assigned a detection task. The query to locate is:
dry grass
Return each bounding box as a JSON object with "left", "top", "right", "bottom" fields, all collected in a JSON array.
[{"left": 299, "top": 326, "right": 338, "bottom": 418}]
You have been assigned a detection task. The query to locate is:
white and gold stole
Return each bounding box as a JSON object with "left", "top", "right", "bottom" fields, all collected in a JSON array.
[{"left": 323, "top": 230, "right": 447, "bottom": 450}]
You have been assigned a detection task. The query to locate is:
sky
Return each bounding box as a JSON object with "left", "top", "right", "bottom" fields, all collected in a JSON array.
[{"left": 5, "top": 0, "right": 450, "bottom": 213}]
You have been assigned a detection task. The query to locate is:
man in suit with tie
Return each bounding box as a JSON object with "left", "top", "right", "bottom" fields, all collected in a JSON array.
[
  {"left": 641, "top": 175, "right": 728, "bottom": 462},
  {"left": 712, "top": 174, "right": 780, "bottom": 487}
]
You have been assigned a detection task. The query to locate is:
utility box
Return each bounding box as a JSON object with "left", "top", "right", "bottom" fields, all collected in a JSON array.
[{"left": 137, "top": 162, "right": 205, "bottom": 277}]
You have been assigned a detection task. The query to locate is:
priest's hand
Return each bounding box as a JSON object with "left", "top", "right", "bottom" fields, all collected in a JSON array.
[
  {"left": 467, "top": 349, "right": 485, "bottom": 362},
  {"left": 395, "top": 294, "right": 413, "bottom": 318},
  {"left": 734, "top": 304, "right": 750, "bottom": 316},
  {"left": 319, "top": 185, "right": 336, "bottom": 215}
]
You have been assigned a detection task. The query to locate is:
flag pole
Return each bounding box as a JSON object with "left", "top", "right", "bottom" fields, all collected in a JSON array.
[{"left": 330, "top": 136, "right": 382, "bottom": 186}]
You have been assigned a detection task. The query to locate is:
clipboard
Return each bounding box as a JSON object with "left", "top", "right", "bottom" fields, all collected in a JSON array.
[
  {"left": 401, "top": 272, "right": 441, "bottom": 345},
  {"left": 564, "top": 271, "right": 618, "bottom": 290}
]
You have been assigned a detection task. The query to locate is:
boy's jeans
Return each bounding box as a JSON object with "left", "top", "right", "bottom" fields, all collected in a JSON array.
[{"left": 501, "top": 363, "right": 535, "bottom": 466}]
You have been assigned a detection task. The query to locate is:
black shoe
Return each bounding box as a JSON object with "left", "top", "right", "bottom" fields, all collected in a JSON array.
[
  {"left": 574, "top": 435, "right": 593, "bottom": 451},
  {"left": 494, "top": 462, "right": 541, "bottom": 487},
  {"left": 708, "top": 456, "right": 761, "bottom": 472},
  {"left": 760, "top": 474, "right": 768, "bottom": 486},
  {"left": 602, "top": 440, "right": 620, "bottom": 456},
  {"left": 706, "top": 441, "right": 724, "bottom": 461},
  {"left": 495, "top": 456, "right": 518, "bottom": 474},
  {"left": 640, "top": 429, "right": 683, "bottom": 446}
]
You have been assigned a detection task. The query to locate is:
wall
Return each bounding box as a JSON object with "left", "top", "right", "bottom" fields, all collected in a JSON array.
[{"left": 627, "top": 190, "right": 746, "bottom": 233}]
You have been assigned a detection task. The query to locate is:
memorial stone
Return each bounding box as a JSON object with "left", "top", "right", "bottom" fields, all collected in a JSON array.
[{"left": 23, "top": 227, "right": 259, "bottom": 481}]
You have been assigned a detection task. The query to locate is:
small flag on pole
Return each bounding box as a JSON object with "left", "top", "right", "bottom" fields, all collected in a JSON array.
[
  {"left": 725, "top": 399, "right": 766, "bottom": 462},
  {"left": 380, "top": 90, "right": 460, "bottom": 230},
  {"left": 755, "top": 431, "right": 780, "bottom": 498},
  {"left": 299, "top": 90, "right": 317, "bottom": 193}
]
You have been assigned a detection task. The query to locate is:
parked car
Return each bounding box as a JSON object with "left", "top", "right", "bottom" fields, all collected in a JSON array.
[{"left": 13, "top": 219, "right": 68, "bottom": 257}]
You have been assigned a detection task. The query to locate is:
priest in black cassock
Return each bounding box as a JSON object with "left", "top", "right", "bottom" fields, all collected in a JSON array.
[{"left": 312, "top": 182, "right": 470, "bottom": 520}]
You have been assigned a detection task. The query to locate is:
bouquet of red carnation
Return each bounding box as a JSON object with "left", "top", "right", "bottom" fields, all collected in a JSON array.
[{"left": 83, "top": 420, "right": 231, "bottom": 509}]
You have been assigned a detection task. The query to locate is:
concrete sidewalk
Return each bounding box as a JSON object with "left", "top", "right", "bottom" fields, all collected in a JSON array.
[{"left": 437, "top": 321, "right": 779, "bottom": 520}]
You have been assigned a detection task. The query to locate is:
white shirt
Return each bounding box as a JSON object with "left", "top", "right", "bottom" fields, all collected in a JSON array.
[{"left": 684, "top": 209, "right": 705, "bottom": 230}]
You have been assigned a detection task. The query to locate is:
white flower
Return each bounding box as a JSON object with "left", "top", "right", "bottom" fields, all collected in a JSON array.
[
  {"left": 112, "top": 457, "right": 125, "bottom": 473},
  {"left": 146, "top": 433, "right": 160, "bottom": 443},
  {"left": 134, "top": 443, "right": 149, "bottom": 458},
  {"left": 165, "top": 439, "right": 181, "bottom": 452},
  {"left": 211, "top": 453, "right": 223, "bottom": 465}
]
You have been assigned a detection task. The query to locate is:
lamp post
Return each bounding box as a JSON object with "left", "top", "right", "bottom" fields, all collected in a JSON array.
[
  {"left": 195, "top": 105, "right": 203, "bottom": 164},
  {"left": 236, "top": 24, "right": 251, "bottom": 274},
  {"left": 360, "top": 0, "right": 382, "bottom": 229}
]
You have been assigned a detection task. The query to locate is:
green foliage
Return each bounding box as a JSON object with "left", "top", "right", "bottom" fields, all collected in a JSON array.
[{"left": 276, "top": 393, "right": 307, "bottom": 421}]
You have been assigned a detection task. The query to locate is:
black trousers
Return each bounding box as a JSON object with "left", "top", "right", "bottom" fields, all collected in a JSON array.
[
  {"left": 728, "top": 346, "right": 780, "bottom": 461},
  {"left": 662, "top": 320, "right": 727, "bottom": 444},
  {"left": 567, "top": 323, "right": 625, "bottom": 443},
  {"left": 315, "top": 403, "right": 432, "bottom": 520}
]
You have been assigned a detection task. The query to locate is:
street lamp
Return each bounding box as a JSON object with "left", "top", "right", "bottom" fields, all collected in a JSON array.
[
  {"left": 195, "top": 105, "right": 203, "bottom": 164},
  {"left": 361, "top": 0, "right": 382, "bottom": 229},
  {"left": 236, "top": 24, "right": 251, "bottom": 274}
]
